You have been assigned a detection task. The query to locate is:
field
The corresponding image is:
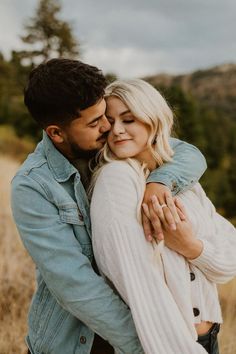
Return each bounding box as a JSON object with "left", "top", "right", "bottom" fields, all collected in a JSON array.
[
  {"left": 0, "top": 156, "right": 35, "bottom": 354},
  {"left": 1, "top": 152, "right": 236, "bottom": 354}
]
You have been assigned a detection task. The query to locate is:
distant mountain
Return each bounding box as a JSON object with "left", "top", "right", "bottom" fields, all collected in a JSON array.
[{"left": 145, "top": 63, "right": 236, "bottom": 120}]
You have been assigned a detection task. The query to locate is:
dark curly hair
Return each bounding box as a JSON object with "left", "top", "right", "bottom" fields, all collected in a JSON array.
[{"left": 24, "top": 58, "right": 107, "bottom": 128}]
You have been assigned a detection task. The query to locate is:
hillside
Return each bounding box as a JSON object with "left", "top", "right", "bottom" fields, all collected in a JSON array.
[{"left": 145, "top": 63, "right": 236, "bottom": 120}]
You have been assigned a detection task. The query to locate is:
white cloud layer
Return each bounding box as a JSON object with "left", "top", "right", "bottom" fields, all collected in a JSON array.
[{"left": 0, "top": 0, "right": 235, "bottom": 77}]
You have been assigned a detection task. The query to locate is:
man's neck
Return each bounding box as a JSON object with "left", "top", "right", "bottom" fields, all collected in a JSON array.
[{"left": 73, "top": 158, "right": 92, "bottom": 191}]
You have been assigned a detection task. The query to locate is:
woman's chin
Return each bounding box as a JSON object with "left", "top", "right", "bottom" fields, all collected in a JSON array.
[{"left": 114, "top": 152, "right": 136, "bottom": 160}]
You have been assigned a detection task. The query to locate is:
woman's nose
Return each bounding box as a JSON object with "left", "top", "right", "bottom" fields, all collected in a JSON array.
[{"left": 112, "top": 121, "right": 125, "bottom": 135}]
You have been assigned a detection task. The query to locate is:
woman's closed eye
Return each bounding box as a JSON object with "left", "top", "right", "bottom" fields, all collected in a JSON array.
[
  {"left": 123, "top": 119, "right": 134, "bottom": 124},
  {"left": 107, "top": 118, "right": 135, "bottom": 124}
]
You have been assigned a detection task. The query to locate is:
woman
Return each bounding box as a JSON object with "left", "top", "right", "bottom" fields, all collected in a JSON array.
[{"left": 90, "top": 79, "right": 236, "bottom": 354}]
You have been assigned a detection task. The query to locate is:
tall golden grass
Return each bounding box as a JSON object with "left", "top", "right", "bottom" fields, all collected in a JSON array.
[
  {"left": 0, "top": 130, "right": 236, "bottom": 353},
  {"left": 0, "top": 156, "right": 35, "bottom": 354},
  {"left": 0, "top": 125, "right": 35, "bottom": 162}
]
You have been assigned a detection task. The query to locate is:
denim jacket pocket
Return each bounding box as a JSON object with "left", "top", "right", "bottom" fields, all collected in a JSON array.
[
  {"left": 58, "top": 204, "right": 84, "bottom": 225},
  {"left": 58, "top": 204, "right": 93, "bottom": 261}
]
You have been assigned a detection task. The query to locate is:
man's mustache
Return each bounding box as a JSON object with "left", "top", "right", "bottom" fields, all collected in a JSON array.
[{"left": 97, "top": 132, "right": 109, "bottom": 141}]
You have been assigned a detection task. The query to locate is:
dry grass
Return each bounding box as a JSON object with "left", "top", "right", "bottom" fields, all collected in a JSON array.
[
  {"left": 1, "top": 154, "right": 236, "bottom": 354},
  {"left": 0, "top": 155, "right": 35, "bottom": 354},
  {"left": 218, "top": 282, "right": 236, "bottom": 354},
  {"left": 0, "top": 125, "right": 35, "bottom": 162}
]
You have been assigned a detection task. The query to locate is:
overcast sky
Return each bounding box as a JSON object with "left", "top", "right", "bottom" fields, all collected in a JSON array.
[{"left": 0, "top": 0, "right": 235, "bottom": 78}]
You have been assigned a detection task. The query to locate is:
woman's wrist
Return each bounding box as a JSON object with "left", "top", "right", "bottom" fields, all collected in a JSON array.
[{"left": 182, "top": 239, "right": 203, "bottom": 260}]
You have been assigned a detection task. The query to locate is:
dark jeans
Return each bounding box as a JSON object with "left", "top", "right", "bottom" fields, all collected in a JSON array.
[
  {"left": 197, "top": 323, "right": 220, "bottom": 354},
  {"left": 91, "top": 334, "right": 114, "bottom": 354}
]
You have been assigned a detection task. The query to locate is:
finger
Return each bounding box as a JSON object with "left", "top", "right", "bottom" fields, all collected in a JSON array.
[
  {"left": 174, "top": 198, "right": 187, "bottom": 220},
  {"left": 173, "top": 197, "right": 185, "bottom": 220},
  {"left": 176, "top": 207, "right": 185, "bottom": 220},
  {"left": 142, "top": 202, "right": 150, "bottom": 219},
  {"left": 141, "top": 205, "right": 153, "bottom": 241},
  {"left": 165, "top": 193, "right": 181, "bottom": 223},
  {"left": 150, "top": 195, "right": 165, "bottom": 221},
  {"left": 148, "top": 204, "right": 164, "bottom": 241},
  {"left": 161, "top": 205, "right": 176, "bottom": 230}
]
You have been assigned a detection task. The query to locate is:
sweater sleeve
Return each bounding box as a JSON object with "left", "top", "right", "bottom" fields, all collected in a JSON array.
[
  {"left": 189, "top": 184, "right": 236, "bottom": 284},
  {"left": 91, "top": 161, "right": 207, "bottom": 354}
]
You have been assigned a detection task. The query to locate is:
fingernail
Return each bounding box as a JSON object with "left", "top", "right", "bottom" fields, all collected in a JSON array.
[
  {"left": 148, "top": 235, "right": 153, "bottom": 242},
  {"left": 170, "top": 224, "right": 176, "bottom": 230},
  {"left": 157, "top": 233, "right": 164, "bottom": 240}
]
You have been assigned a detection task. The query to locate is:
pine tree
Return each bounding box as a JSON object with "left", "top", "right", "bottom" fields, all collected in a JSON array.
[{"left": 18, "top": 0, "right": 79, "bottom": 64}]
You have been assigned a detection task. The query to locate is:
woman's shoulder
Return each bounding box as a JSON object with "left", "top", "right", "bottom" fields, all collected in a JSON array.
[
  {"left": 91, "top": 160, "right": 144, "bottom": 220},
  {"left": 93, "top": 160, "right": 144, "bottom": 202},
  {"left": 98, "top": 159, "right": 143, "bottom": 185},
  {"left": 99, "top": 160, "right": 137, "bottom": 175}
]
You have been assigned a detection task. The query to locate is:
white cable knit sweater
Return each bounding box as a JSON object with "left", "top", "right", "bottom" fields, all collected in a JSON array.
[{"left": 91, "top": 161, "right": 236, "bottom": 354}]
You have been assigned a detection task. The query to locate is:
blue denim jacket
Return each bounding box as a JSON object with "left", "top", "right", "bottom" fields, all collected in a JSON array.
[{"left": 11, "top": 132, "right": 206, "bottom": 354}]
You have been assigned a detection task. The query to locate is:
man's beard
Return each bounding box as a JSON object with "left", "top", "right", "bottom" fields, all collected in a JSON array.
[{"left": 69, "top": 142, "right": 100, "bottom": 160}]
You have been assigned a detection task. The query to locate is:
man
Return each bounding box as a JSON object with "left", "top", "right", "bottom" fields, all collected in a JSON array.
[{"left": 11, "top": 58, "right": 206, "bottom": 354}]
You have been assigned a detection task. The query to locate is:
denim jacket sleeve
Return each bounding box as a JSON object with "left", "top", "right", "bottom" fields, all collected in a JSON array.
[
  {"left": 11, "top": 175, "right": 143, "bottom": 354},
  {"left": 147, "top": 138, "right": 207, "bottom": 195}
]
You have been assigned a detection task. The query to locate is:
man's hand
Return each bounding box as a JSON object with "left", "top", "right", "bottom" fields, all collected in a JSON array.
[{"left": 142, "top": 183, "right": 186, "bottom": 242}]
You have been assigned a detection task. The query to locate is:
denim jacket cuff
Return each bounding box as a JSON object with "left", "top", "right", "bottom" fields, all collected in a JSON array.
[{"left": 146, "top": 173, "right": 181, "bottom": 196}]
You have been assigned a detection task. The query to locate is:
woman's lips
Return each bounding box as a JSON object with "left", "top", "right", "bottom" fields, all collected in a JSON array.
[{"left": 114, "top": 139, "right": 130, "bottom": 145}]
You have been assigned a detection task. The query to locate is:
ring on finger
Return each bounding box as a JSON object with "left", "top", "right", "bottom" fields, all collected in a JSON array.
[{"left": 160, "top": 203, "right": 167, "bottom": 209}]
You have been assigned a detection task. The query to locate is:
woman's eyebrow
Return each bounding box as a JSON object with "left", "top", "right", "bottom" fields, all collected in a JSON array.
[
  {"left": 106, "top": 110, "right": 131, "bottom": 120},
  {"left": 120, "top": 110, "right": 131, "bottom": 116}
]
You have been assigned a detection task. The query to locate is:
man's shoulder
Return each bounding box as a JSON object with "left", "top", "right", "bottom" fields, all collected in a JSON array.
[
  {"left": 12, "top": 142, "right": 50, "bottom": 186},
  {"left": 17, "top": 152, "right": 46, "bottom": 176}
]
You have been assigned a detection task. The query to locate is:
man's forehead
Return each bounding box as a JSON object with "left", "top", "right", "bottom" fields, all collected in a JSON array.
[{"left": 79, "top": 98, "right": 106, "bottom": 120}]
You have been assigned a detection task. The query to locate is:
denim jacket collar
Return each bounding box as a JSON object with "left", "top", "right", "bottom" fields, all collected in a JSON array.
[{"left": 42, "top": 131, "right": 78, "bottom": 183}]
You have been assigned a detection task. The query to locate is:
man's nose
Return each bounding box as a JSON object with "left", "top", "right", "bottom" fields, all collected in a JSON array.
[{"left": 100, "top": 116, "right": 111, "bottom": 133}]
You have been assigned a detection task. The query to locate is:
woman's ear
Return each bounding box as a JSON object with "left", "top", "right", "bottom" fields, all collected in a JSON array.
[
  {"left": 45, "top": 125, "right": 64, "bottom": 144},
  {"left": 152, "top": 135, "right": 157, "bottom": 145}
]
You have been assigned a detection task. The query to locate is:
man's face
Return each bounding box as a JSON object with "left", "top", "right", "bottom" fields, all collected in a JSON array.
[{"left": 60, "top": 98, "right": 111, "bottom": 159}]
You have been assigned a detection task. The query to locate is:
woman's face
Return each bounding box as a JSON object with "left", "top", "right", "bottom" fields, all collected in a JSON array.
[{"left": 106, "top": 96, "right": 152, "bottom": 162}]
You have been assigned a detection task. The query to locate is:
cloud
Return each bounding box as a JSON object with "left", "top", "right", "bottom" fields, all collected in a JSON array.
[{"left": 0, "top": 0, "right": 235, "bottom": 77}]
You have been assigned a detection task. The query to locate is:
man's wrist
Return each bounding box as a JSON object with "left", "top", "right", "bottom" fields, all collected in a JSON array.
[{"left": 146, "top": 174, "right": 173, "bottom": 190}]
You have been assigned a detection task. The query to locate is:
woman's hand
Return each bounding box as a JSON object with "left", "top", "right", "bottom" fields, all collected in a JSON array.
[
  {"left": 162, "top": 198, "right": 203, "bottom": 259},
  {"left": 142, "top": 183, "right": 185, "bottom": 242}
]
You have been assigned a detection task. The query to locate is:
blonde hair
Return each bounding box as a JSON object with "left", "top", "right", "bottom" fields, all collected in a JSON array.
[
  {"left": 103, "top": 79, "right": 174, "bottom": 166},
  {"left": 89, "top": 79, "right": 174, "bottom": 197}
]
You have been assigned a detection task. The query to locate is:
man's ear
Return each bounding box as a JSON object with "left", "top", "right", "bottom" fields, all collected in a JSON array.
[{"left": 45, "top": 125, "right": 65, "bottom": 144}]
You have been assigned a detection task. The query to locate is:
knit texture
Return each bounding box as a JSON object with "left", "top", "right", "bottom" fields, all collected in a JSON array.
[{"left": 91, "top": 161, "right": 236, "bottom": 354}]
